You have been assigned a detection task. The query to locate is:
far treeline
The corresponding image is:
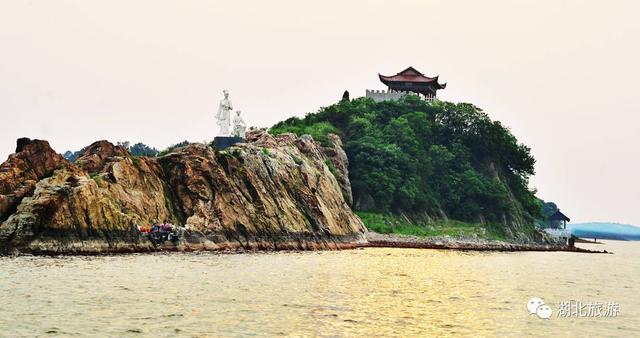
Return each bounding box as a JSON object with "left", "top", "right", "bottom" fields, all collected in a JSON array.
[
  {"left": 271, "top": 95, "right": 543, "bottom": 228},
  {"left": 63, "top": 140, "right": 191, "bottom": 162}
]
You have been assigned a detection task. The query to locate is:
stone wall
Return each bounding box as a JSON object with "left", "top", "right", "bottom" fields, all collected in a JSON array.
[
  {"left": 365, "top": 89, "right": 406, "bottom": 102},
  {"left": 365, "top": 89, "right": 437, "bottom": 102}
]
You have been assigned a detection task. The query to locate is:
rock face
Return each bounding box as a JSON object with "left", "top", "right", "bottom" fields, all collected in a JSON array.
[
  {"left": 0, "top": 131, "right": 365, "bottom": 254},
  {"left": 0, "top": 139, "right": 68, "bottom": 223},
  {"left": 322, "top": 134, "right": 353, "bottom": 207}
]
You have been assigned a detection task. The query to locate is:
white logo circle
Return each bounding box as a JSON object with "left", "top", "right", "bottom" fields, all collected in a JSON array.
[
  {"left": 536, "top": 304, "right": 553, "bottom": 319},
  {"left": 527, "top": 297, "right": 545, "bottom": 314}
]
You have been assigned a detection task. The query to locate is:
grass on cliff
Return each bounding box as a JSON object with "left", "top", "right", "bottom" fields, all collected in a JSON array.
[
  {"left": 270, "top": 121, "right": 338, "bottom": 148},
  {"left": 324, "top": 159, "right": 338, "bottom": 177},
  {"left": 131, "top": 156, "right": 142, "bottom": 170},
  {"left": 89, "top": 173, "right": 102, "bottom": 185},
  {"left": 261, "top": 147, "right": 273, "bottom": 157},
  {"left": 357, "top": 211, "right": 508, "bottom": 241}
]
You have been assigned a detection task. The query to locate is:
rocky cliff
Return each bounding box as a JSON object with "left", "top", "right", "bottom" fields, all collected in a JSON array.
[{"left": 0, "top": 131, "right": 366, "bottom": 255}]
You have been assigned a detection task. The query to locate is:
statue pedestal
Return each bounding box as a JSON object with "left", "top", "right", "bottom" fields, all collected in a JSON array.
[{"left": 214, "top": 136, "right": 244, "bottom": 150}]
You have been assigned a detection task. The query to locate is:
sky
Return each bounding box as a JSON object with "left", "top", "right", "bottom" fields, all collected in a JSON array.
[{"left": 1, "top": 0, "right": 639, "bottom": 225}]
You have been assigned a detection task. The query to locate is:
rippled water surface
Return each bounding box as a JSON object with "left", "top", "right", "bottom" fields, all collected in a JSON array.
[{"left": 1, "top": 241, "right": 638, "bottom": 337}]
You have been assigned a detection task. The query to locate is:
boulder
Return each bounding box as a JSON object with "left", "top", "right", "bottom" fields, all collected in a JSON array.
[{"left": 0, "top": 138, "right": 68, "bottom": 223}]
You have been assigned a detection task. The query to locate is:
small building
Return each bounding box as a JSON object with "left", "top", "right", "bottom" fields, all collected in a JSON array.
[
  {"left": 366, "top": 66, "right": 446, "bottom": 102},
  {"left": 543, "top": 209, "right": 572, "bottom": 245},
  {"left": 548, "top": 210, "right": 571, "bottom": 229}
]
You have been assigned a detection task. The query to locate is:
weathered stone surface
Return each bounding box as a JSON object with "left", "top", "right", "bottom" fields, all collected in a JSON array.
[
  {"left": 75, "top": 140, "right": 129, "bottom": 174},
  {"left": 323, "top": 134, "right": 353, "bottom": 206},
  {"left": 0, "top": 131, "right": 365, "bottom": 254},
  {"left": 0, "top": 139, "right": 68, "bottom": 223},
  {"left": 364, "top": 232, "right": 607, "bottom": 253},
  {"left": 159, "top": 130, "right": 364, "bottom": 247}
]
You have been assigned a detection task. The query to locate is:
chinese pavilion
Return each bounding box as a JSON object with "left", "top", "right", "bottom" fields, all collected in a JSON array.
[
  {"left": 378, "top": 66, "right": 446, "bottom": 100},
  {"left": 548, "top": 209, "right": 571, "bottom": 229}
]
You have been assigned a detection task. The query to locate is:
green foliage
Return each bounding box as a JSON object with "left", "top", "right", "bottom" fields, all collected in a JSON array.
[
  {"left": 64, "top": 141, "right": 165, "bottom": 161},
  {"left": 324, "top": 159, "right": 338, "bottom": 177},
  {"left": 128, "top": 143, "right": 159, "bottom": 157},
  {"left": 357, "top": 212, "right": 507, "bottom": 240},
  {"left": 291, "top": 155, "right": 303, "bottom": 165},
  {"left": 116, "top": 141, "right": 159, "bottom": 157},
  {"left": 539, "top": 198, "right": 559, "bottom": 218},
  {"left": 89, "top": 173, "right": 102, "bottom": 185},
  {"left": 207, "top": 140, "right": 217, "bottom": 150},
  {"left": 270, "top": 120, "right": 339, "bottom": 147},
  {"left": 272, "top": 95, "right": 541, "bottom": 225},
  {"left": 535, "top": 198, "right": 561, "bottom": 228},
  {"left": 158, "top": 141, "right": 191, "bottom": 156},
  {"left": 261, "top": 148, "right": 272, "bottom": 157},
  {"left": 131, "top": 156, "right": 142, "bottom": 170},
  {"left": 357, "top": 212, "right": 429, "bottom": 236}
]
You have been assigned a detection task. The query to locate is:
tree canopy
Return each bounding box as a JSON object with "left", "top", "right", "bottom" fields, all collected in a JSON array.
[{"left": 271, "top": 95, "right": 541, "bottom": 224}]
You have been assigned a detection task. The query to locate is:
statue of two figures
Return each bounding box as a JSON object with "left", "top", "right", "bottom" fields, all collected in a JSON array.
[{"left": 216, "top": 90, "right": 246, "bottom": 138}]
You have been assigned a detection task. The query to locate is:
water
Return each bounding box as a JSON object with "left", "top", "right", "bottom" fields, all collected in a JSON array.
[{"left": 1, "top": 241, "right": 638, "bottom": 337}]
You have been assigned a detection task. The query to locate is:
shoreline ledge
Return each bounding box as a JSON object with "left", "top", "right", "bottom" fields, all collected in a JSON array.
[
  {"left": 3, "top": 232, "right": 610, "bottom": 256},
  {"left": 3, "top": 233, "right": 366, "bottom": 256},
  {"left": 361, "top": 232, "right": 611, "bottom": 254}
]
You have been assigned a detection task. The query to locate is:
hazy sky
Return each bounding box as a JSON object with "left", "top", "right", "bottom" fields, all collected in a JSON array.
[{"left": 1, "top": 1, "right": 639, "bottom": 225}]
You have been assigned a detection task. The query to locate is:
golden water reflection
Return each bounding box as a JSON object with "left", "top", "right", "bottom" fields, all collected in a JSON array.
[{"left": 1, "top": 241, "right": 638, "bottom": 337}]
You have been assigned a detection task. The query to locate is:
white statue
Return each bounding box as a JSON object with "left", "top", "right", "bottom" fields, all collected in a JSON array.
[
  {"left": 232, "top": 110, "right": 246, "bottom": 138},
  {"left": 216, "top": 90, "right": 233, "bottom": 136}
]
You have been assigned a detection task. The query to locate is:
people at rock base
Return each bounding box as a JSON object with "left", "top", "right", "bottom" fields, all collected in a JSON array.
[{"left": 136, "top": 222, "right": 174, "bottom": 233}]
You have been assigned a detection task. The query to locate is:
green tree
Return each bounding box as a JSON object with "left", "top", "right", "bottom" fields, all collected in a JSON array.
[{"left": 270, "top": 95, "right": 540, "bottom": 224}]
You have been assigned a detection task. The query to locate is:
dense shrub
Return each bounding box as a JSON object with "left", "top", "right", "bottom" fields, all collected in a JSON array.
[{"left": 271, "top": 95, "right": 541, "bottom": 223}]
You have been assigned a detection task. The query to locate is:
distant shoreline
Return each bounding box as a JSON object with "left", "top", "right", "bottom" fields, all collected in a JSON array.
[{"left": 574, "top": 238, "right": 604, "bottom": 244}]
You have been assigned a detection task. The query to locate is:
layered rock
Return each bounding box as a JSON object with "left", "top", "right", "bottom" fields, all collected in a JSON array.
[
  {"left": 0, "top": 131, "right": 365, "bottom": 254},
  {"left": 322, "top": 134, "right": 353, "bottom": 206},
  {"left": 0, "top": 138, "right": 68, "bottom": 223}
]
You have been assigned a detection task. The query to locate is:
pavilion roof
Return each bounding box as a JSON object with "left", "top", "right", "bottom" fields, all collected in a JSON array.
[
  {"left": 379, "top": 66, "right": 447, "bottom": 89},
  {"left": 548, "top": 210, "right": 570, "bottom": 222}
]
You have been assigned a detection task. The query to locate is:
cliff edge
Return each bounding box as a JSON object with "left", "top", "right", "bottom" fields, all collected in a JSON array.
[{"left": 0, "top": 130, "right": 366, "bottom": 255}]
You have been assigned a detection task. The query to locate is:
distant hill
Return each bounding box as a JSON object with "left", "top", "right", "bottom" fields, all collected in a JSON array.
[{"left": 568, "top": 222, "right": 640, "bottom": 241}]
